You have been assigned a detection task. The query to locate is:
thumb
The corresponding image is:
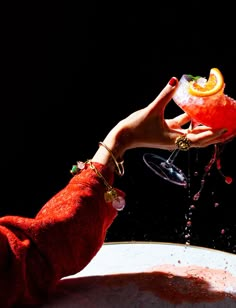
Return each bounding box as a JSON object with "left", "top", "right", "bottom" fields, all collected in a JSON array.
[{"left": 149, "top": 77, "right": 179, "bottom": 111}]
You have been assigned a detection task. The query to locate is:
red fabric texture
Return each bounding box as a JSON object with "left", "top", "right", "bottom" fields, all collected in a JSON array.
[{"left": 0, "top": 163, "right": 118, "bottom": 307}]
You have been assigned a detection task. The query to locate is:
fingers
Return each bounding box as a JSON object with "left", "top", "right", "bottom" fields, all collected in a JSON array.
[
  {"left": 172, "top": 113, "right": 191, "bottom": 127},
  {"left": 188, "top": 125, "right": 212, "bottom": 134},
  {"left": 186, "top": 128, "right": 228, "bottom": 147},
  {"left": 149, "top": 77, "right": 179, "bottom": 111},
  {"left": 173, "top": 126, "right": 235, "bottom": 150},
  {"left": 213, "top": 130, "right": 236, "bottom": 144}
]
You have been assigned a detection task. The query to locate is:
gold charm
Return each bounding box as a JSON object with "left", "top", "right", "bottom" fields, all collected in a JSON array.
[
  {"left": 104, "top": 189, "right": 118, "bottom": 203},
  {"left": 175, "top": 136, "right": 191, "bottom": 151}
]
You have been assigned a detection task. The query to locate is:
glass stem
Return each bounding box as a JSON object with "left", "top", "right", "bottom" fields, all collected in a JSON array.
[
  {"left": 166, "top": 120, "right": 194, "bottom": 166},
  {"left": 166, "top": 149, "right": 180, "bottom": 165}
]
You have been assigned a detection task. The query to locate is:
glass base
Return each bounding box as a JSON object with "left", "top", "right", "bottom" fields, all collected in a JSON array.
[{"left": 143, "top": 153, "right": 187, "bottom": 186}]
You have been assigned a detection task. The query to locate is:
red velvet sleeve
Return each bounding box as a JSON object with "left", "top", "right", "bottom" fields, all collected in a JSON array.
[{"left": 0, "top": 163, "right": 119, "bottom": 307}]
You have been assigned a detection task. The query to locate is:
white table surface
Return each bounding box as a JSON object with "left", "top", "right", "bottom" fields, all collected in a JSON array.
[{"left": 40, "top": 242, "right": 236, "bottom": 307}]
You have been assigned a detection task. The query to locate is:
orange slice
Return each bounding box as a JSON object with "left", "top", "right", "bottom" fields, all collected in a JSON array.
[{"left": 188, "top": 67, "right": 224, "bottom": 97}]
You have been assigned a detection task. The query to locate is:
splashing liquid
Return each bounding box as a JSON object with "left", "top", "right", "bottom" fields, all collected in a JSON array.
[
  {"left": 183, "top": 143, "right": 233, "bottom": 246},
  {"left": 193, "top": 144, "right": 232, "bottom": 201}
]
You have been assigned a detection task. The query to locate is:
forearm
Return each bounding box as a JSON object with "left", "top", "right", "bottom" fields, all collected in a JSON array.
[{"left": 0, "top": 163, "right": 118, "bottom": 306}]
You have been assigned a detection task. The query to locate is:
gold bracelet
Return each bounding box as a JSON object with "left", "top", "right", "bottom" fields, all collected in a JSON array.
[
  {"left": 70, "top": 160, "right": 125, "bottom": 211},
  {"left": 98, "top": 141, "right": 125, "bottom": 176}
]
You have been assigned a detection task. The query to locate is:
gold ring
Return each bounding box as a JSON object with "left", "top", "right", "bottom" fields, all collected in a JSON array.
[{"left": 175, "top": 136, "right": 191, "bottom": 151}]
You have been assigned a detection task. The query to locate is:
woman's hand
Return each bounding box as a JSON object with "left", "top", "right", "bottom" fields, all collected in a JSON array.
[
  {"left": 113, "top": 78, "right": 230, "bottom": 153},
  {"left": 93, "top": 77, "right": 233, "bottom": 166}
]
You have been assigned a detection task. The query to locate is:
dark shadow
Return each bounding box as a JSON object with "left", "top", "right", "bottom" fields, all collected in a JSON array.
[{"left": 33, "top": 270, "right": 236, "bottom": 307}]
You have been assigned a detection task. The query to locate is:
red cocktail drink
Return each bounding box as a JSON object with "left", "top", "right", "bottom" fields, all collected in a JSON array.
[{"left": 173, "top": 74, "right": 236, "bottom": 136}]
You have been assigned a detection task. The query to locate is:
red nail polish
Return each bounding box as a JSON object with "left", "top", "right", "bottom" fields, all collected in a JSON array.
[{"left": 169, "top": 77, "right": 177, "bottom": 87}]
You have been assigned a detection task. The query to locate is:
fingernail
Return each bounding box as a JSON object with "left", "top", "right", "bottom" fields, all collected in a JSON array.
[
  {"left": 168, "top": 77, "right": 177, "bottom": 87},
  {"left": 220, "top": 128, "right": 228, "bottom": 134}
]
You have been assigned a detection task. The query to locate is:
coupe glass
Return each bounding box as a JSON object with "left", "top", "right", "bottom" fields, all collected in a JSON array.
[{"left": 143, "top": 73, "right": 236, "bottom": 186}]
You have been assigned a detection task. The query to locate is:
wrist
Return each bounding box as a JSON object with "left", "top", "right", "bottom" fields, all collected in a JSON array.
[
  {"left": 98, "top": 142, "right": 124, "bottom": 176},
  {"left": 91, "top": 125, "right": 130, "bottom": 172}
]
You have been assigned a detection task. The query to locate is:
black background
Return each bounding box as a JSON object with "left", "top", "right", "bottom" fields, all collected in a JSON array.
[{"left": 1, "top": 2, "right": 236, "bottom": 253}]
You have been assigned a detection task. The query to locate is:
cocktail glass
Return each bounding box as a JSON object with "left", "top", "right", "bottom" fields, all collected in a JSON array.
[{"left": 143, "top": 72, "right": 236, "bottom": 186}]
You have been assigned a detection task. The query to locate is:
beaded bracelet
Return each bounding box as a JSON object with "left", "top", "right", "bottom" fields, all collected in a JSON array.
[
  {"left": 70, "top": 160, "right": 126, "bottom": 211},
  {"left": 98, "top": 142, "right": 125, "bottom": 176}
]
